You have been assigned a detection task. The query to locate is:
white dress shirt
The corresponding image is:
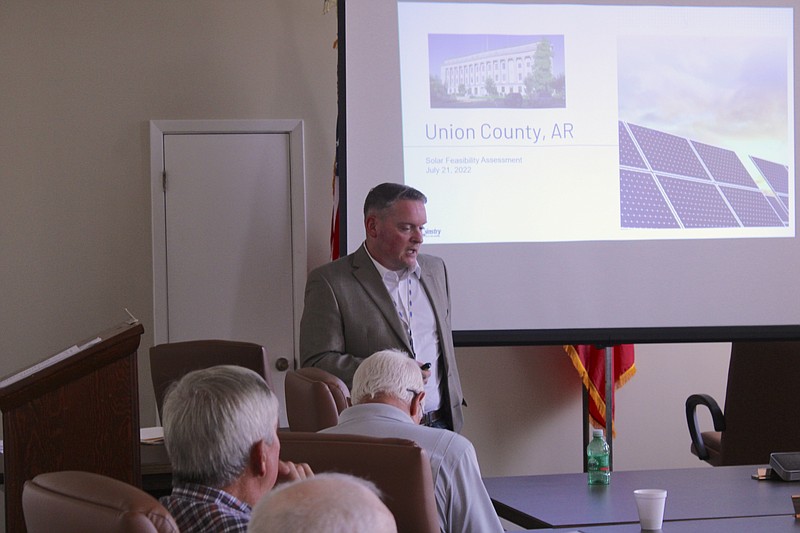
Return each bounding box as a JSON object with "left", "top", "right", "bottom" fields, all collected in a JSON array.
[{"left": 366, "top": 248, "right": 443, "bottom": 413}]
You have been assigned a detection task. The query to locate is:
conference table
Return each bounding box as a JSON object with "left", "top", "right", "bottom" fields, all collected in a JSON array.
[
  {"left": 485, "top": 465, "right": 800, "bottom": 530},
  {"left": 525, "top": 515, "right": 800, "bottom": 532},
  {"left": 0, "top": 444, "right": 174, "bottom": 496}
]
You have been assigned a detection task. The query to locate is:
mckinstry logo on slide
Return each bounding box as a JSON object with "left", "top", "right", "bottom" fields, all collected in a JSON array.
[{"left": 424, "top": 228, "right": 442, "bottom": 238}]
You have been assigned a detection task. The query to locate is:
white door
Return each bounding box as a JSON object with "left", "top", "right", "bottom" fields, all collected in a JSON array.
[{"left": 151, "top": 120, "right": 306, "bottom": 426}]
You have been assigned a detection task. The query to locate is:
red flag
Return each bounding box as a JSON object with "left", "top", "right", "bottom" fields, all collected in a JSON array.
[{"left": 565, "top": 344, "right": 636, "bottom": 436}]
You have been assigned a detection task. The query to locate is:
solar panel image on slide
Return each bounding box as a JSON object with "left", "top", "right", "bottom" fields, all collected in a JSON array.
[{"left": 619, "top": 121, "right": 789, "bottom": 229}]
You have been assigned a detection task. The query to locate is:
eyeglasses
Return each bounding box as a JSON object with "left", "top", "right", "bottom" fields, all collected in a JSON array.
[{"left": 406, "top": 388, "right": 422, "bottom": 397}]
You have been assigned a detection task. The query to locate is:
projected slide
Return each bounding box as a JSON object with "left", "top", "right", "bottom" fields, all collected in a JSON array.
[{"left": 397, "top": 2, "right": 794, "bottom": 244}]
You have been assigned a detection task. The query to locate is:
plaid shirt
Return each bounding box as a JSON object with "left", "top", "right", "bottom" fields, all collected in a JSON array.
[{"left": 160, "top": 483, "right": 252, "bottom": 533}]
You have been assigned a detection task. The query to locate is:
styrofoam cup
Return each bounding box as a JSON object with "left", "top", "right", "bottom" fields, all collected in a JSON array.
[{"left": 633, "top": 489, "right": 667, "bottom": 530}]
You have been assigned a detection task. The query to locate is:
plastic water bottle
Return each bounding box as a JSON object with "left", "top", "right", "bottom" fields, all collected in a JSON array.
[{"left": 587, "top": 428, "right": 610, "bottom": 485}]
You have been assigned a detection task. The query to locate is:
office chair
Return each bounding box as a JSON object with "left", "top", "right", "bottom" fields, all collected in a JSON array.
[
  {"left": 149, "top": 339, "right": 271, "bottom": 418},
  {"left": 284, "top": 367, "right": 351, "bottom": 431},
  {"left": 686, "top": 340, "right": 800, "bottom": 466},
  {"left": 23, "top": 470, "right": 179, "bottom": 533},
  {"left": 278, "top": 431, "right": 440, "bottom": 533}
]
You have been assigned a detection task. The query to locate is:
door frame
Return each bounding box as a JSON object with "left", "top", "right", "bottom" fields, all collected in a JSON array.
[{"left": 149, "top": 119, "right": 307, "bottom": 362}]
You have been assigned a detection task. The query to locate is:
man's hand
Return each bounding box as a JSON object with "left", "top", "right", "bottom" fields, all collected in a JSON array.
[
  {"left": 419, "top": 361, "right": 431, "bottom": 384},
  {"left": 277, "top": 460, "right": 313, "bottom": 483}
]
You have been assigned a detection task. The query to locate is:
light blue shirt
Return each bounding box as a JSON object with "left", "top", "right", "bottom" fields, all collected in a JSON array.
[{"left": 321, "top": 402, "right": 503, "bottom": 533}]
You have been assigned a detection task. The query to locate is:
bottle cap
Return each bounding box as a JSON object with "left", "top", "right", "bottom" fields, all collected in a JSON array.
[{"left": 592, "top": 428, "right": 604, "bottom": 438}]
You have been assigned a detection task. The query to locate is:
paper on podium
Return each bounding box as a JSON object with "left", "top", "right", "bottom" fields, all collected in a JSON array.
[{"left": 0, "top": 337, "right": 102, "bottom": 389}]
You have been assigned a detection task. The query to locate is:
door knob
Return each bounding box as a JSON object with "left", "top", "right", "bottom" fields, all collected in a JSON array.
[{"left": 275, "top": 357, "right": 290, "bottom": 372}]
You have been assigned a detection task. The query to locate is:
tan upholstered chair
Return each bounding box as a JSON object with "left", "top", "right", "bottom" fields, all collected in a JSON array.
[
  {"left": 284, "top": 367, "right": 350, "bottom": 431},
  {"left": 23, "top": 470, "right": 179, "bottom": 533},
  {"left": 686, "top": 340, "right": 800, "bottom": 466},
  {"left": 278, "top": 431, "right": 439, "bottom": 533},
  {"left": 149, "top": 339, "right": 271, "bottom": 418}
]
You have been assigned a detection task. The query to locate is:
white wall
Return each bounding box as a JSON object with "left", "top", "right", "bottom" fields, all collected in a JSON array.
[
  {"left": 0, "top": 1, "right": 731, "bottom": 484},
  {"left": 0, "top": 0, "right": 339, "bottom": 426}
]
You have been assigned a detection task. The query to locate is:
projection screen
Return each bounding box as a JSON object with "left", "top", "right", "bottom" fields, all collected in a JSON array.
[{"left": 338, "top": 0, "right": 800, "bottom": 345}]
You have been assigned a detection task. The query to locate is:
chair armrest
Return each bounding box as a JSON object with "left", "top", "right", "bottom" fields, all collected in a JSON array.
[{"left": 685, "top": 393, "right": 726, "bottom": 460}]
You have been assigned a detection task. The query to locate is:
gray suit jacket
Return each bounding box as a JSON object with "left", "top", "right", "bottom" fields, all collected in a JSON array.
[{"left": 299, "top": 244, "right": 464, "bottom": 432}]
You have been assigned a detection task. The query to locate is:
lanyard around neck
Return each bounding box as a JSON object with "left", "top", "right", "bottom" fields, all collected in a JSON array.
[{"left": 394, "top": 275, "right": 414, "bottom": 355}]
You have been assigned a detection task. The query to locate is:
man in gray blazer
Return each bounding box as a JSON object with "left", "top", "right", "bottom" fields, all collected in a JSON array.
[{"left": 299, "top": 182, "right": 464, "bottom": 432}]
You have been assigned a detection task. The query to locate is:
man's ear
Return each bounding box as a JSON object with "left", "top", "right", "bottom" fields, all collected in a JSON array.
[
  {"left": 365, "top": 214, "right": 378, "bottom": 238},
  {"left": 250, "top": 440, "right": 269, "bottom": 478},
  {"left": 410, "top": 391, "right": 426, "bottom": 419}
]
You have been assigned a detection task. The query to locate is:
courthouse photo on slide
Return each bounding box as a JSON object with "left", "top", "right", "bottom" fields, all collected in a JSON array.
[{"left": 428, "top": 34, "right": 565, "bottom": 109}]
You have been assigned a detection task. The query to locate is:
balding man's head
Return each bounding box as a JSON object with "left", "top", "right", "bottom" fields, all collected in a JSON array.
[{"left": 247, "top": 473, "right": 396, "bottom": 533}]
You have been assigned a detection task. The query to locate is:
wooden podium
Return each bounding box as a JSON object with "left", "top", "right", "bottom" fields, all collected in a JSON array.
[{"left": 0, "top": 321, "right": 144, "bottom": 533}]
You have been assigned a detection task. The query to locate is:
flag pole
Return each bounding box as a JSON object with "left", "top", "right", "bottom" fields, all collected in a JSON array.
[
  {"left": 582, "top": 385, "right": 590, "bottom": 472},
  {"left": 605, "top": 345, "right": 614, "bottom": 470}
]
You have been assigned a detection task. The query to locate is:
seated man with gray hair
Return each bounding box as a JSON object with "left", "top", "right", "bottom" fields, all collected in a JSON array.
[
  {"left": 247, "top": 473, "right": 397, "bottom": 533},
  {"left": 160, "top": 365, "right": 312, "bottom": 533},
  {"left": 321, "top": 350, "right": 503, "bottom": 533}
]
